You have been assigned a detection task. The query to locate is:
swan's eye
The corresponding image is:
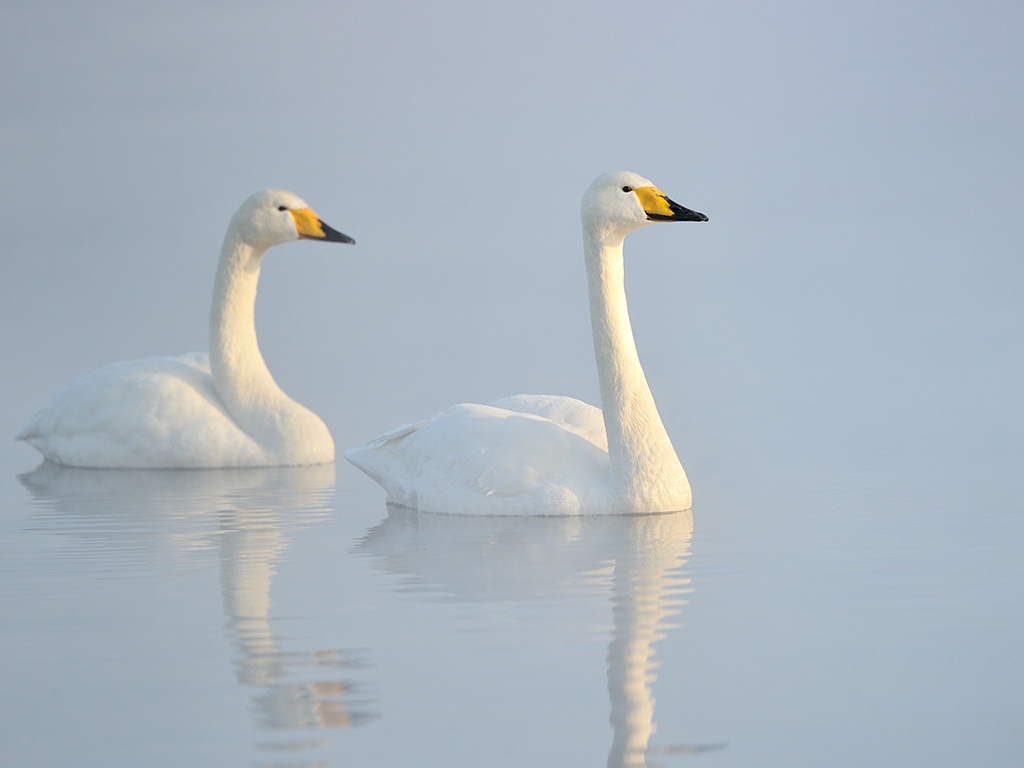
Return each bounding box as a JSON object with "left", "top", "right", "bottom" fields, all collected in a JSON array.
[
  {"left": 621, "top": 186, "right": 633, "bottom": 193},
  {"left": 277, "top": 205, "right": 288, "bottom": 212}
]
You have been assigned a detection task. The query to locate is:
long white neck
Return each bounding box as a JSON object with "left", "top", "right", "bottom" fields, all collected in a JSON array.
[
  {"left": 584, "top": 231, "right": 690, "bottom": 511},
  {"left": 208, "top": 231, "right": 331, "bottom": 462}
]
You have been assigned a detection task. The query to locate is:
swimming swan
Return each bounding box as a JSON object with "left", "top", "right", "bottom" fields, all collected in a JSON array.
[
  {"left": 17, "top": 189, "right": 354, "bottom": 468},
  {"left": 345, "top": 171, "right": 707, "bottom": 515}
]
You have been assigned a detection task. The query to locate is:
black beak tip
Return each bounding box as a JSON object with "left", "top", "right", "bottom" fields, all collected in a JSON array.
[
  {"left": 320, "top": 221, "right": 355, "bottom": 244},
  {"left": 649, "top": 198, "right": 708, "bottom": 223},
  {"left": 671, "top": 201, "right": 708, "bottom": 222}
]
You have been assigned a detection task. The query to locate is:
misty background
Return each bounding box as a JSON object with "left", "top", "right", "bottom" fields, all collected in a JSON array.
[
  {"left": 4, "top": 0, "right": 1021, "bottom": 490},
  {"left": 1, "top": 2, "right": 1022, "bottom": 766}
]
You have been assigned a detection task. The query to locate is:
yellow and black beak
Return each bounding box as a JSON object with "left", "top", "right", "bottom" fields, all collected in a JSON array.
[
  {"left": 634, "top": 186, "right": 708, "bottom": 223},
  {"left": 290, "top": 208, "right": 356, "bottom": 244}
]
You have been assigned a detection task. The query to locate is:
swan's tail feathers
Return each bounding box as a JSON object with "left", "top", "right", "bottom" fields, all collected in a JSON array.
[
  {"left": 16, "top": 414, "right": 46, "bottom": 450},
  {"left": 353, "top": 421, "right": 421, "bottom": 451},
  {"left": 342, "top": 420, "right": 426, "bottom": 494},
  {"left": 341, "top": 447, "right": 381, "bottom": 485}
]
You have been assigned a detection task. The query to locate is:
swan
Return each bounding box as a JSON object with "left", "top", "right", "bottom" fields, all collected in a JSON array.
[
  {"left": 17, "top": 189, "right": 354, "bottom": 469},
  {"left": 345, "top": 171, "right": 707, "bottom": 515}
]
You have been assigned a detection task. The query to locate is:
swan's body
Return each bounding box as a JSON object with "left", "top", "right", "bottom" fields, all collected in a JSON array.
[
  {"left": 18, "top": 190, "right": 354, "bottom": 468},
  {"left": 345, "top": 171, "right": 706, "bottom": 515}
]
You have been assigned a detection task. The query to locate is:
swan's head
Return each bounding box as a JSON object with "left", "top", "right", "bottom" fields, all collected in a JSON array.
[
  {"left": 581, "top": 171, "right": 707, "bottom": 243},
  {"left": 231, "top": 189, "right": 355, "bottom": 249}
]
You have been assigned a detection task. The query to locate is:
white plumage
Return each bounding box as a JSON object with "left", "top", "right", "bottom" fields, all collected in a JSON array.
[
  {"left": 18, "top": 189, "right": 354, "bottom": 468},
  {"left": 346, "top": 171, "right": 707, "bottom": 515}
]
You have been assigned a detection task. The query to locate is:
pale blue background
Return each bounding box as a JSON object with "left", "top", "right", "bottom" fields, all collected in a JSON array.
[{"left": 1, "top": 2, "right": 1022, "bottom": 766}]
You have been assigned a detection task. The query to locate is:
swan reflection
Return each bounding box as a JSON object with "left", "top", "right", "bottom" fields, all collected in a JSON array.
[
  {"left": 357, "top": 505, "right": 718, "bottom": 766},
  {"left": 18, "top": 462, "right": 376, "bottom": 759}
]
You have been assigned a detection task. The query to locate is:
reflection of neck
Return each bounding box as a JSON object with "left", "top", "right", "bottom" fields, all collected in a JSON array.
[
  {"left": 220, "top": 516, "right": 284, "bottom": 685},
  {"left": 584, "top": 232, "right": 690, "bottom": 511},
  {"left": 605, "top": 512, "right": 693, "bottom": 768},
  {"left": 606, "top": 587, "right": 658, "bottom": 767}
]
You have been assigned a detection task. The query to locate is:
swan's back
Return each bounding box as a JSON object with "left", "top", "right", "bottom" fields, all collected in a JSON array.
[
  {"left": 344, "top": 397, "right": 611, "bottom": 515},
  {"left": 486, "top": 395, "right": 608, "bottom": 451},
  {"left": 17, "top": 354, "right": 269, "bottom": 468}
]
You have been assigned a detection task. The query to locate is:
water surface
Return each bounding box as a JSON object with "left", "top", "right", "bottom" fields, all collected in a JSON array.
[{"left": 2, "top": 442, "right": 1021, "bottom": 767}]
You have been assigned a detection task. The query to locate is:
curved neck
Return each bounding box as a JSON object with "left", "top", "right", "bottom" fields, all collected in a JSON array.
[
  {"left": 208, "top": 234, "right": 292, "bottom": 438},
  {"left": 584, "top": 231, "right": 689, "bottom": 508}
]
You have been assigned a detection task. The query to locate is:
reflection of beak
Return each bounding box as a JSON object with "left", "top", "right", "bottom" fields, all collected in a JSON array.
[
  {"left": 634, "top": 186, "right": 708, "bottom": 222},
  {"left": 290, "top": 208, "right": 356, "bottom": 244}
]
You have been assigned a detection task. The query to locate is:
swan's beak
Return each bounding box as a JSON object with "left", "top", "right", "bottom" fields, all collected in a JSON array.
[
  {"left": 635, "top": 186, "right": 708, "bottom": 223},
  {"left": 290, "top": 208, "right": 356, "bottom": 244}
]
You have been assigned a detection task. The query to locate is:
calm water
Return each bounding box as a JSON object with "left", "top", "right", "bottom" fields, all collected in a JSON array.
[{"left": 2, "top": 432, "right": 1021, "bottom": 768}]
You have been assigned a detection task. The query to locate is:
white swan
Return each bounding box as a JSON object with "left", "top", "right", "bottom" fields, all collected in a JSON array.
[
  {"left": 345, "top": 171, "right": 707, "bottom": 515},
  {"left": 17, "top": 189, "right": 354, "bottom": 468}
]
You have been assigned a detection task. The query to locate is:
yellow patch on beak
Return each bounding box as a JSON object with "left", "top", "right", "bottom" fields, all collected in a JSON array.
[
  {"left": 633, "top": 186, "right": 674, "bottom": 219},
  {"left": 290, "top": 208, "right": 327, "bottom": 239}
]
